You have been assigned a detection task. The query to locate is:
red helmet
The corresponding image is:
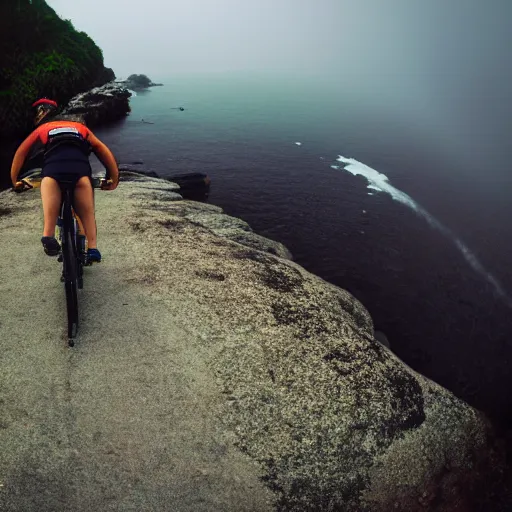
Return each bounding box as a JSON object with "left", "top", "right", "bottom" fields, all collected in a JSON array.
[
  {"left": 32, "top": 98, "right": 58, "bottom": 125},
  {"left": 32, "top": 98, "right": 58, "bottom": 108}
]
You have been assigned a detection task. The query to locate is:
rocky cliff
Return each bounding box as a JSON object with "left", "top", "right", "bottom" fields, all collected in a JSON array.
[{"left": 0, "top": 173, "right": 510, "bottom": 511}]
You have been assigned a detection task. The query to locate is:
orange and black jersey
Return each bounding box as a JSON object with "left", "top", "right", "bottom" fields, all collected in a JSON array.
[
  {"left": 16, "top": 121, "right": 92, "bottom": 167},
  {"left": 11, "top": 121, "right": 120, "bottom": 187},
  {"left": 27, "top": 120, "right": 91, "bottom": 146}
]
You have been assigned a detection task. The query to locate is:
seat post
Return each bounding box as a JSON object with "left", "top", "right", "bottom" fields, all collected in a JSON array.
[{"left": 59, "top": 182, "right": 75, "bottom": 232}]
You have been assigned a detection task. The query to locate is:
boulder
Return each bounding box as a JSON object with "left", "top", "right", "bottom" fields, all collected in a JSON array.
[
  {"left": 60, "top": 82, "right": 131, "bottom": 128},
  {"left": 169, "top": 172, "right": 211, "bottom": 191},
  {"left": 118, "top": 167, "right": 211, "bottom": 202},
  {"left": 119, "top": 165, "right": 160, "bottom": 180}
]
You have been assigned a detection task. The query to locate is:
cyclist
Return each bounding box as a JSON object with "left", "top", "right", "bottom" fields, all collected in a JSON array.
[{"left": 10, "top": 98, "right": 119, "bottom": 262}]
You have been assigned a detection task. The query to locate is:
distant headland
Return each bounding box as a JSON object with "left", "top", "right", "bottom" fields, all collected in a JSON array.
[{"left": 117, "top": 74, "right": 163, "bottom": 90}]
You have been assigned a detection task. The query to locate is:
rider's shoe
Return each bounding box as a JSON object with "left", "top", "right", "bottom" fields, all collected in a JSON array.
[
  {"left": 41, "top": 236, "right": 61, "bottom": 256},
  {"left": 87, "top": 248, "right": 102, "bottom": 263}
]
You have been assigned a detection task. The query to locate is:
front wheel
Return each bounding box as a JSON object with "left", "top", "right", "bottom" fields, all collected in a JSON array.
[
  {"left": 65, "top": 271, "right": 78, "bottom": 339},
  {"left": 63, "top": 228, "right": 79, "bottom": 340},
  {"left": 76, "top": 232, "right": 86, "bottom": 289}
]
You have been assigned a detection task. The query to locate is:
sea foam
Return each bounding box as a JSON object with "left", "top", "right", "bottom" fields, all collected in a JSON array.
[{"left": 335, "top": 155, "right": 512, "bottom": 306}]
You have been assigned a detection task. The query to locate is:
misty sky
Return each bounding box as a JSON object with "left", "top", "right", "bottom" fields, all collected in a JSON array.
[
  {"left": 47, "top": 0, "right": 351, "bottom": 77},
  {"left": 45, "top": 1, "right": 512, "bottom": 114},
  {"left": 46, "top": 0, "right": 512, "bottom": 171},
  {"left": 45, "top": 0, "right": 511, "bottom": 81}
]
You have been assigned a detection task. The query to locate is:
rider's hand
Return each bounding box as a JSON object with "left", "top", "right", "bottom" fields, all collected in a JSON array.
[
  {"left": 13, "top": 181, "right": 25, "bottom": 193},
  {"left": 101, "top": 179, "right": 118, "bottom": 191}
]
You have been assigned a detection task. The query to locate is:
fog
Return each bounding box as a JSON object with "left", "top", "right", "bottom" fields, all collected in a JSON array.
[
  {"left": 46, "top": 1, "right": 510, "bottom": 83},
  {"left": 47, "top": 0, "right": 512, "bottom": 174},
  {"left": 47, "top": 0, "right": 353, "bottom": 77}
]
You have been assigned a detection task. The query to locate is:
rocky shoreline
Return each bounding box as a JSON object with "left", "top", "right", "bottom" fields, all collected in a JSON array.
[
  {"left": 1, "top": 62, "right": 512, "bottom": 508},
  {"left": 118, "top": 164, "right": 211, "bottom": 202},
  {"left": 1, "top": 173, "right": 511, "bottom": 509},
  {"left": 59, "top": 81, "right": 132, "bottom": 128},
  {"left": 116, "top": 80, "right": 164, "bottom": 89}
]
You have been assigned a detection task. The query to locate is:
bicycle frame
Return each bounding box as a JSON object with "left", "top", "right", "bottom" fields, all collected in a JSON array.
[{"left": 17, "top": 169, "right": 107, "bottom": 345}]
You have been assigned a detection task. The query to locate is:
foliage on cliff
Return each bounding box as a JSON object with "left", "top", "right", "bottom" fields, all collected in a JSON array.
[{"left": 0, "top": 0, "right": 115, "bottom": 138}]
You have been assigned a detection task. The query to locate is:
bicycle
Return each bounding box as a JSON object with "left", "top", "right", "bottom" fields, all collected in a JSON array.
[{"left": 16, "top": 169, "right": 109, "bottom": 346}]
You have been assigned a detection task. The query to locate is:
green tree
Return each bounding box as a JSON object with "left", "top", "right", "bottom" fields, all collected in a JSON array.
[{"left": 0, "top": 0, "right": 115, "bottom": 138}]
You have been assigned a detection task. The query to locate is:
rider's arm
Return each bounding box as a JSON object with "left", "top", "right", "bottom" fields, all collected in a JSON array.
[
  {"left": 10, "top": 130, "right": 39, "bottom": 186},
  {"left": 87, "top": 131, "right": 119, "bottom": 187}
]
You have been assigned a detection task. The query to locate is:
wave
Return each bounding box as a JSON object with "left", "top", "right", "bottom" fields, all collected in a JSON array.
[
  {"left": 335, "top": 155, "right": 512, "bottom": 307},
  {"left": 127, "top": 89, "right": 137, "bottom": 96}
]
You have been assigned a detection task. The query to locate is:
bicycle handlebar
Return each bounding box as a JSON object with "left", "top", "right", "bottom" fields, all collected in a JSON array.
[
  {"left": 14, "top": 169, "right": 112, "bottom": 193},
  {"left": 90, "top": 177, "right": 113, "bottom": 189}
]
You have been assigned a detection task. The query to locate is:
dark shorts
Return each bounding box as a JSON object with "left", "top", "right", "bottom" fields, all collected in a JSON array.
[
  {"left": 42, "top": 145, "right": 92, "bottom": 186},
  {"left": 42, "top": 160, "right": 92, "bottom": 185}
]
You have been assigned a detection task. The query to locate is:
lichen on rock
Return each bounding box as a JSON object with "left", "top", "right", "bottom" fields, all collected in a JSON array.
[
  {"left": 1, "top": 173, "right": 509, "bottom": 510},
  {"left": 103, "top": 176, "right": 510, "bottom": 511}
]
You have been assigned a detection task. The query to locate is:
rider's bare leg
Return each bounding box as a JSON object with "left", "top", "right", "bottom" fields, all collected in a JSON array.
[
  {"left": 40, "top": 177, "right": 62, "bottom": 237},
  {"left": 73, "top": 176, "right": 98, "bottom": 249}
]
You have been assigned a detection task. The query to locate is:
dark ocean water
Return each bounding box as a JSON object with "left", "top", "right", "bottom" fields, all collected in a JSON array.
[{"left": 11, "top": 72, "right": 512, "bottom": 426}]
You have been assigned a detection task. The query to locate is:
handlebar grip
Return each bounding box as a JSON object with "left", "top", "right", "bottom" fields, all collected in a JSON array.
[
  {"left": 91, "top": 177, "right": 108, "bottom": 188},
  {"left": 13, "top": 180, "right": 31, "bottom": 193}
]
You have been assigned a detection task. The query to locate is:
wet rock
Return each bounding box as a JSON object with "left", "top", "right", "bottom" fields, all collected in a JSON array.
[{"left": 118, "top": 168, "right": 211, "bottom": 202}]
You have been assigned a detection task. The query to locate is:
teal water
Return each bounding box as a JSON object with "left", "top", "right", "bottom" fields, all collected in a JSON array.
[{"left": 11, "top": 72, "right": 512, "bottom": 425}]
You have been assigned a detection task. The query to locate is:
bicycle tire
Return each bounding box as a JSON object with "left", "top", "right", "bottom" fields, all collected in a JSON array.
[
  {"left": 76, "top": 222, "right": 85, "bottom": 289},
  {"left": 65, "top": 279, "right": 78, "bottom": 339},
  {"left": 62, "top": 214, "right": 79, "bottom": 340}
]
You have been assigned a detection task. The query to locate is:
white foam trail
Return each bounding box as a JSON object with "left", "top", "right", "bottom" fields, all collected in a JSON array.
[
  {"left": 335, "top": 155, "right": 512, "bottom": 306},
  {"left": 127, "top": 89, "right": 137, "bottom": 96}
]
